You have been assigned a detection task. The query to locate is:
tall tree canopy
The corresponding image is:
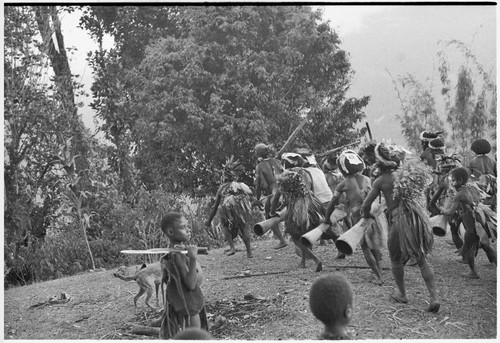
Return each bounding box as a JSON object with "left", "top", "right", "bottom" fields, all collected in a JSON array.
[
  {"left": 437, "top": 39, "right": 496, "bottom": 155},
  {"left": 4, "top": 5, "right": 101, "bottom": 283},
  {"left": 82, "top": 5, "right": 369, "bottom": 194}
]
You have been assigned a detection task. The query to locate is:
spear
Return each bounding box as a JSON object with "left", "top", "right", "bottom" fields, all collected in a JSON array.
[
  {"left": 316, "top": 140, "right": 361, "bottom": 158},
  {"left": 275, "top": 118, "right": 308, "bottom": 159},
  {"left": 365, "top": 122, "right": 373, "bottom": 140}
]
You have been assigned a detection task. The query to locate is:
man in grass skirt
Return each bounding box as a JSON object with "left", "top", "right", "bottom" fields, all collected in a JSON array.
[
  {"left": 270, "top": 152, "right": 337, "bottom": 272},
  {"left": 362, "top": 142, "right": 440, "bottom": 312},
  {"left": 205, "top": 157, "right": 254, "bottom": 258}
]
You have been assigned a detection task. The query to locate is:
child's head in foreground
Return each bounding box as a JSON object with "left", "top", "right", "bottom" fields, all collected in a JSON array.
[
  {"left": 173, "top": 327, "right": 214, "bottom": 340},
  {"left": 161, "top": 212, "right": 190, "bottom": 244},
  {"left": 309, "top": 274, "right": 353, "bottom": 337}
]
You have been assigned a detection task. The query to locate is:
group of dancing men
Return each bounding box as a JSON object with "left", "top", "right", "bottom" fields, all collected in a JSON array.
[{"left": 203, "top": 132, "right": 497, "bottom": 315}]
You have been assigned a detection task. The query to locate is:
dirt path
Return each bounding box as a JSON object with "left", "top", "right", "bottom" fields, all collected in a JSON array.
[{"left": 4, "top": 235, "right": 497, "bottom": 340}]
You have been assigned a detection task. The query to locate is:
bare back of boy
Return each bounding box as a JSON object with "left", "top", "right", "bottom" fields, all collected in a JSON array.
[
  {"left": 336, "top": 174, "right": 371, "bottom": 212},
  {"left": 255, "top": 158, "right": 283, "bottom": 198},
  {"left": 367, "top": 172, "right": 399, "bottom": 213}
]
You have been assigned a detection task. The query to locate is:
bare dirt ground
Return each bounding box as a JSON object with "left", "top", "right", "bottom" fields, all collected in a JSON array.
[{"left": 4, "top": 233, "right": 497, "bottom": 340}]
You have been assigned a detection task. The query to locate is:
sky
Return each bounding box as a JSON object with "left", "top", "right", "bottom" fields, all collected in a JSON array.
[
  {"left": 60, "top": 4, "right": 497, "bottom": 147},
  {"left": 317, "top": 4, "right": 496, "bottom": 146}
]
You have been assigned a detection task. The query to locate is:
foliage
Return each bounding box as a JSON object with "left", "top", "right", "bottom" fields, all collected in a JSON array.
[
  {"left": 388, "top": 72, "right": 445, "bottom": 152},
  {"left": 4, "top": 5, "right": 91, "bottom": 285},
  {"left": 80, "top": 5, "right": 369, "bottom": 195},
  {"left": 437, "top": 39, "right": 496, "bottom": 155},
  {"left": 392, "top": 160, "right": 433, "bottom": 202},
  {"left": 4, "top": 5, "right": 369, "bottom": 286}
]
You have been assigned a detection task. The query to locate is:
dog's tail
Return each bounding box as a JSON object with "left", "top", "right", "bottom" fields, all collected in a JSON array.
[{"left": 113, "top": 272, "right": 137, "bottom": 282}]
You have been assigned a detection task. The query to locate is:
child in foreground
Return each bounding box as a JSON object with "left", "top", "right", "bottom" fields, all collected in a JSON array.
[
  {"left": 159, "top": 212, "right": 209, "bottom": 339},
  {"left": 173, "top": 327, "right": 214, "bottom": 340},
  {"left": 309, "top": 274, "right": 354, "bottom": 340}
]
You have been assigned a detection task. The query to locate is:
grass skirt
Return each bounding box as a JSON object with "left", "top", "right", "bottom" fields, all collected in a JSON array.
[
  {"left": 390, "top": 200, "right": 433, "bottom": 260},
  {"left": 283, "top": 192, "right": 325, "bottom": 240},
  {"left": 363, "top": 212, "right": 388, "bottom": 250},
  {"left": 219, "top": 194, "right": 252, "bottom": 239}
]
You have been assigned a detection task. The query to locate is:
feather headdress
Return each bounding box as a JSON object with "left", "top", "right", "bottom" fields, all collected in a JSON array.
[
  {"left": 223, "top": 156, "right": 245, "bottom": 180},
  {"left": 374, "top": 142, "right": 407, "bottom": 168}
]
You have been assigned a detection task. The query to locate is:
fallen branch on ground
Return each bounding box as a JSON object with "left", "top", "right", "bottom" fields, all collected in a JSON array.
[
  {"left": 130, "top": 325, "right": 160, "bottom": 336},
  {"left": 331, "top": 265, "right": 390, "bottom": 270},
  {"left": 223, "top": 271, "right": 288, "bottom": 280}
]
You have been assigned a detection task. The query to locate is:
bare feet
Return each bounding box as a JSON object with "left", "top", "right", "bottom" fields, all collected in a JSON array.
[
  {"left": 274, "top": 242, "right": 288, "bottom": 250},
  {"left": 427, "top": 302, "right": 440, "bottom": 313},
  {"left": 462, "top": 271, "right": 479, "bottom": 279},
  {"left": 315, "top": 262, "right": 323, "bottom": 272},
  {"left": 247, "top": 253, "right": 254, "bottom": 258},
  {"left": 336, "top": 252, "right": 346, "bottom": 260},
  {"left": 370, "top": 274, "right": 384, "bottom": 286},
  {"left": 390, "top": 292, "right": 409, "bottom": 304}
]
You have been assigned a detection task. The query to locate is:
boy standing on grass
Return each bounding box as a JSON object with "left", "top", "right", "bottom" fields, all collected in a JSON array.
[{"left": 159, "top": 212, "right": 208, "bottom": 339}]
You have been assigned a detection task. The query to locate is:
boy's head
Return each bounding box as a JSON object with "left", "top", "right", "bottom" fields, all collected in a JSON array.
[
  {"left": 293, "top": 145, "right": 316, "bottom": 167},
  {"left": 337, "top": 150, "right": 365, "bottom": 177},
  {"left": 420, "top": 131, "right": 443, "bottom": 151},
  {"left": 309, "top": 274, "right": 353, "bottom": 327},
  {"left": 450, "top": 167, "right": 469, "bottom": 190},
  {"left": 471, "top": 139, "right": 491, "bottom": 155},
  {"left": 161, "top": 212, "right": 190, "bottom": 243},
  {"left": 173, "top": 327, "right": 214, "bottom": 340},
  {"left": 254, "top": 143, "right": 270, "bottom": 159},
  {"left": 374, "top": 142, "right": 404, "bottom": 170},
  {"left": 323, "top": 155, "right": 338, "bottom": 173},
  {"left": 428, "top": 138, "right": 445, "bottom": 155},
  {"left": 359, "top": 141, "right": 377, "bottom": 166},
  {"left": 281, "top": 152, "right": 304, "bottom": 169}
]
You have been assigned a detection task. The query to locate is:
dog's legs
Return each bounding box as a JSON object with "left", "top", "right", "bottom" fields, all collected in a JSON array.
[
  {"left": 134, "top": 288, "right": 146, "bottom": 307},
  {"left": 155, "top": 283, "right": 160, "bottom": 307},
  {"left": 144, "top": 287, "right": 154, "bottom": 308}
]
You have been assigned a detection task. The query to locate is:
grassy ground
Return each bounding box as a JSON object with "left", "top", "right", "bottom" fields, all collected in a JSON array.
[{"left": 4, "top": 232, "right": 497, "bottom": 340}]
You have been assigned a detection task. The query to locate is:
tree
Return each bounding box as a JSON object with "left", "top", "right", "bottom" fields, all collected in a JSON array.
[
  {"left": 388, "top": 71, "right": 446, "bottom": 152},
  {"left": 4, "top": 5, "right": 97, "bottom": 283},
  {"left": 81, "top": 6, "right": 369, "bottom": 194},
  {"left": 79, "top": 6, "right": 186, "bottom": 198},
  {"left": 437, "top": 39, "right": 496, "bottom": 155}
]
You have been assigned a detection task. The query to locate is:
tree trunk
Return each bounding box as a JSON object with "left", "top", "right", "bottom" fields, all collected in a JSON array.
[
  {"left": 76, "top": 197, "right": 96, "bottom": 270},
  {"left": 33, "top": 5, "right": 90, "bottom": 175}
]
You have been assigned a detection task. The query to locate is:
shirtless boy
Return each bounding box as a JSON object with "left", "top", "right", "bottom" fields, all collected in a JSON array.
[
  {"left": 159, "top": 212, "right": 208, "bottom": 338},
  {"left": 361, "top": 142, "right": 440, "bottom": 312},
  {"left": 324, "top": 150, "right": 384, "bottom": 285},
  {"left": 437, "top": 167, "right": 497, "bottom": 278}
]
